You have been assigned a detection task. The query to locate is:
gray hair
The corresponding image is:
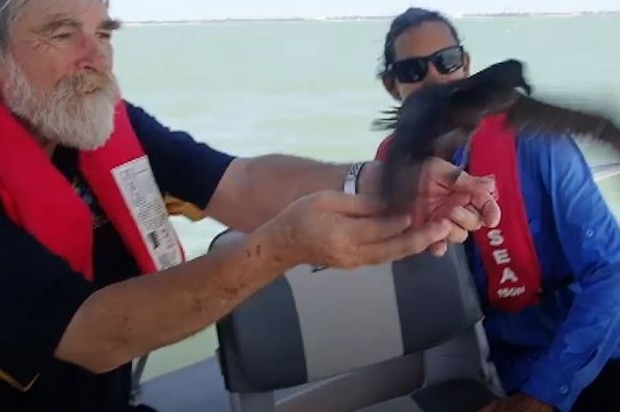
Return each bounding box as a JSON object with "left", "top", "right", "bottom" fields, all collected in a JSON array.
[
  {"left": 0, "top": 0, "right": 109, "bottom": 52},
  {"left": 0, "top": 0, "right": 27, "bottom": 51}
]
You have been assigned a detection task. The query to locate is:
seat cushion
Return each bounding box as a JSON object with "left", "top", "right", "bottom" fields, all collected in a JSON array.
[{"left": 357, "top": 379, "right": 499, "bottom": 412}]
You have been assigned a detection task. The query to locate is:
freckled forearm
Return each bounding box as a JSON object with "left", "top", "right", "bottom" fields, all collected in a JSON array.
[{"left": 55, "top": 225, "right": 291, "bottom": 373}]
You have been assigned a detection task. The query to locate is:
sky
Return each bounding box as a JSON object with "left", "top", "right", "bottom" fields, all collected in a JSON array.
[{"left": 109, "top": 0, "right": 620, "bottom": 22}]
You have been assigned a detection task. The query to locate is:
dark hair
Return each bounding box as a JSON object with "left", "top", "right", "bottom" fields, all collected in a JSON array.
[{"left": 378, "top": 7, "right": 461, "bottom": 78}]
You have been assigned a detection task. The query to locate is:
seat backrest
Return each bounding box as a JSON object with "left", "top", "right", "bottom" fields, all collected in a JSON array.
[{"left": 211, "top": 229, "right": 484, "bottom": 395}]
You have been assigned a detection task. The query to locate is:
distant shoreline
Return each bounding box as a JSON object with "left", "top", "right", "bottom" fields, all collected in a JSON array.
[
  {"left": 121, "top": 11, "right": 620, "bottom": 26},
  {"left": 462, "top": 11, "right": 620, "bottom": 18}
]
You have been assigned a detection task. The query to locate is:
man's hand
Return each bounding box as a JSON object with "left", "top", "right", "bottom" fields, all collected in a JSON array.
[
  {"left": 478, "top": 393, "right": 554, "bottom": 412},
  {"left": 263, "top": 190, "right": 455, "bottom": 269},
  {"left": 358, "top": 158, "right": 500, "bottom": 255}
]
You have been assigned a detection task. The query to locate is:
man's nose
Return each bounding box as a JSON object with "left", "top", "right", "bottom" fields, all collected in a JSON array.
[{"left": 75, "top": 35, "right": 111, "bottom": 73}]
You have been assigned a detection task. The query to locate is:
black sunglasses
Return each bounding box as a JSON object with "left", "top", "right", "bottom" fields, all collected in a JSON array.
[{"left": 389, "top": 45, "right": 465, "bottom": 83}]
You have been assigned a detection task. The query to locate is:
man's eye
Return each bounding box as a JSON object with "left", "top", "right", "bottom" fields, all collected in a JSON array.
[{"left": 52, "top": 32, "right": 73, "bottom": 39}]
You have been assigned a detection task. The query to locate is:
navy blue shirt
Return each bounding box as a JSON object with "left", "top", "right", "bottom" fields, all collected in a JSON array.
[
  {"left": 454, "top": 134, "right": 620, "bottom": 412},
  {"left": 0, "top": 101, "right": 235, "bottom": 411}
]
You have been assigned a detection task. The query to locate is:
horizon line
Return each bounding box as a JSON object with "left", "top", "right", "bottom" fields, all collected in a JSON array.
[{"left": 117, "top": 10, "right": 620, "bottom": 25}]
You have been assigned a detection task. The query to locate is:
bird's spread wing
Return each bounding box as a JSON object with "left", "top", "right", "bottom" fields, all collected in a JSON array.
[{"left": 506, "top": 93, "right": 620, "bottom": 151}]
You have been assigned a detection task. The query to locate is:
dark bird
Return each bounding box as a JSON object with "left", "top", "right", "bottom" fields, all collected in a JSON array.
[{"left": 372, "top": 58, "right": 620, "bottom": 216}]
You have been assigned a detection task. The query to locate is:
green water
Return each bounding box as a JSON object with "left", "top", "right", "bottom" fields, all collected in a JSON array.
[{"left": 111, "top": 15, "right": 620, "bottom": 381}]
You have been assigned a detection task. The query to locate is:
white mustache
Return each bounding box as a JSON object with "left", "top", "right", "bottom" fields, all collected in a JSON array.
[{"left": 56, "top": 70, "right": 119, "bottom": 98}]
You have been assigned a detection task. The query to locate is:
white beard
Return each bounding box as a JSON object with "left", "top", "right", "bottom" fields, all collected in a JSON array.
[{"left": 1, "top": 55, "right": 121, "bottom": 151}]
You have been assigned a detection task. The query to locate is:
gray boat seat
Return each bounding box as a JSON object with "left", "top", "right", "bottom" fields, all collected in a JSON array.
[
  {"left": 210, "top": 229, "right": 504, "bottom": 412},
  {"left": 357, "top": 379, "right": 497, "bottom": 412}
]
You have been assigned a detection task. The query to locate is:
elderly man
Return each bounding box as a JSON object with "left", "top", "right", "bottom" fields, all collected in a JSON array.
[{"left": 0, "top": 0, "right": 500, "bottom": 411}]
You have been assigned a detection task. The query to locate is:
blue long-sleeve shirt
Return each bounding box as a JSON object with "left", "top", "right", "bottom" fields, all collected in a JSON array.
[{"left": 453, "top": 133, "right": 620, "bottom": 411}]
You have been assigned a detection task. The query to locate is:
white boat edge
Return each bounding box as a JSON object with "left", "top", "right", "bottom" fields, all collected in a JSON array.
[{"left": 592, "top": 163, "right": 620, "bottom": 182}]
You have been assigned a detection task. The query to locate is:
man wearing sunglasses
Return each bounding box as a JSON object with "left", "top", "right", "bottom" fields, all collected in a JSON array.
[{"left": 374, "top": 7, "right": 620, "bottom": 412}]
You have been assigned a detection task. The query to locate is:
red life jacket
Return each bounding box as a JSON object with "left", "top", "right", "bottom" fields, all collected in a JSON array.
[
  {"left": 374, "top": 114, "right": 542, "bottom": 313},
  {"left": 374, "top": 133, "right": 393, "bottom": 162},
  {"left": 0, "top": 100, "right": 185, "bottom": 281}
]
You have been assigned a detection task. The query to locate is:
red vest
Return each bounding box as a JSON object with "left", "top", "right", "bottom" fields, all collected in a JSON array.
[
  {"left": 374, "top": 114, "right": 542, "bottom": 313},
  {"left": 0, "top": 100, "right": 185, "bottom": 281}
]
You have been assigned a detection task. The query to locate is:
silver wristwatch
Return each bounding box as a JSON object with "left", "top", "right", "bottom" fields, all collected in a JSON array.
[{"left": 343, "top": 162, "right": 367, "bottom": 195}]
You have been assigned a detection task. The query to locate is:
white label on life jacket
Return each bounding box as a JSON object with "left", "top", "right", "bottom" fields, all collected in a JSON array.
[
  {"left": 112, "top": 156, "right": 183, "bottom": 271},
  {"left": 487, "top": 229, "right": 525, "bottom": 298},
  {"left": 497, "top": 286, "right": 526, "bottom": 298},
  {"left": 499, "top": 267, "right": 519, "bottom": 284}
]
